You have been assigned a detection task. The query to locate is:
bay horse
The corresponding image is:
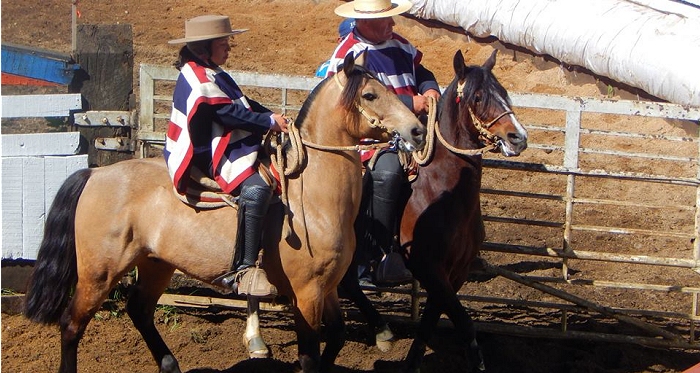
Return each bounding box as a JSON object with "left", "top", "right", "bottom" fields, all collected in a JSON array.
[
  {"left": 23, "top": 53, "right": 426, "bottom": 373},
  {"left": 350, "top": 49, "right": 528, "bottom": 372},
  {"left": 242, "top": 50, "right": 528, "bottom": 372}
]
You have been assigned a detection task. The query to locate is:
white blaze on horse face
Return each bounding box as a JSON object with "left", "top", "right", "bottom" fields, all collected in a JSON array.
[{"left": 495, "top": 94, "right": 528, "bottom": 157}]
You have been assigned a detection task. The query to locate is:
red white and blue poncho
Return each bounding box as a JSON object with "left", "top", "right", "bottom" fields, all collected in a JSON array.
[
  {"left": 325, "top": 32, "right": 421, "bottom": 98},
  {"left": 165, "top": 61, "right": 272, "bottom": 195}
]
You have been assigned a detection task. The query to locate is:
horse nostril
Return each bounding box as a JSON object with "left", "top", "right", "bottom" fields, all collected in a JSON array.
[
  {"left": 508, "top": 132, "right": 526, "bottom": 144},
  {"left": 412, "top": 127, "right": 426, "bottom": 139}
]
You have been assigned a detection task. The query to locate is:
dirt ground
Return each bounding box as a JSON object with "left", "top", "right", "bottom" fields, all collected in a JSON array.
[{"left": 2, "top": 0, "right": 700, "bottom": 372}]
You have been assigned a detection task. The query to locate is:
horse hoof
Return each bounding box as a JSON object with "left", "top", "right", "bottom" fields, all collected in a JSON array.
[
  {"left": 376, "top": 339, "right": 393, "bottom": 352},
  {"left": 244, "top": 334, "right": 270, "bottom": 359},
  {"left": 375, "top": 324, "right": 394, "bottom": 352}
]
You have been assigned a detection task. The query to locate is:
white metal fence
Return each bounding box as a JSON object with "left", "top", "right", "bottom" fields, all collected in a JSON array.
[{"left": 138, "top": 63, "right": 700, "bottom": 348}]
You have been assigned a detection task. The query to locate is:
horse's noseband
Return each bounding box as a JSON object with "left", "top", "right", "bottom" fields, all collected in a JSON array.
[{"left": 456, "top": 79, "right": 513, "bottom": 147}]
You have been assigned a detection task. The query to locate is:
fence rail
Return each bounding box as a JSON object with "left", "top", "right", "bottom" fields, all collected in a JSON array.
[{"left": 138, "top": 63, "right": 700, "bottom": 348}]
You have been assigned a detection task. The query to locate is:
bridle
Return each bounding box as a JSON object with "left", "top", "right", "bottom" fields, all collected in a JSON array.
[
  {"left": 333, "top": 73, "right": 389, "bottom": 132},
  {"left": 412, "top": 80, "right": 512, "bottom": 165},
  {"left": 456, "top": 79, "right": 513, "bottom": 147}
]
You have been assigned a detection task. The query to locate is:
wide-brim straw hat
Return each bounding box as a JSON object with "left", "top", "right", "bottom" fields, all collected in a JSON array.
[
  {"left": 334, "top": 0, "right": 412, "bottom": 19},
  {"left": 168, "top": 15, "right": 248, "bottom": 44}
]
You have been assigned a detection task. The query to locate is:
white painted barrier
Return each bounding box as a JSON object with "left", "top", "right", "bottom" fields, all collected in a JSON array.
[
  {"left": 1, "top": 94, "right": 82, "bottom": 118},
  {"left": 1, "top": 132, "right": 88, "bottom": 260}
]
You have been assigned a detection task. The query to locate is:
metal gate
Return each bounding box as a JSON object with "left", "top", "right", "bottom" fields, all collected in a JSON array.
[{"left": 138, "top": 63, "right": 700, "bottom": 349}]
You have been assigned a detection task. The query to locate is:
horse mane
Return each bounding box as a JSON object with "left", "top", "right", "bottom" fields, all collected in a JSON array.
[
  {"left": 295, "top": 78, "right": 330, "bottom": 126},
  {"left": 339, "top": 65, "right": 376, "bottom": 111},
  {"left": 295, "top": 65, "right": 377, "bottom": 126},
  {"left": 444, "top": 64, "right": 511, "bottom": 121}
]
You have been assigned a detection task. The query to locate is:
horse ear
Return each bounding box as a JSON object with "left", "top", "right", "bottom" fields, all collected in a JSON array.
[
  {"left": 484, "top": 49, "right": 497, "bottom": 71},
  {"left": 453, "top": 50, "right": 466, "bottom": 79},
  {"left": 342, "top": 53, "right": 356, "bottom": 76},
  {"left": 355, "top": 48, "right": 368, "bottom": 68}
]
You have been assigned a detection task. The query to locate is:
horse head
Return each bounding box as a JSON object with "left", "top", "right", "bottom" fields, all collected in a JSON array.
[
  {"left": 449, "top": 49, "right": 528, "bottom": 156},
  {"left": 337, "top": 52, "right": 426, "bottom": 152}
]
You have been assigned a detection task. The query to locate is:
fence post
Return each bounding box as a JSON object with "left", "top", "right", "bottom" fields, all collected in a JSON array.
[{"left": 72, "top": 23, "right": 134, "bottom": 167}]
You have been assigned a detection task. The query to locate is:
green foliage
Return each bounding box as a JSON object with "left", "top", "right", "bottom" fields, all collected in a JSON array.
[
  {"left": 1, "top": 288, "right": 19, "bottom": 296},
  {"left": 157, "top": 305, "right": 181, "bottom": 331}
]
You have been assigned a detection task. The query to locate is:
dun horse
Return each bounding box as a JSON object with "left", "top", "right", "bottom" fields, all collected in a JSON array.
[
  {"left": 23, "top": 53, "right": 426, "bottom": 373},
  {"left": 244, "top": 50, "right": 528, "bottom": 372}
]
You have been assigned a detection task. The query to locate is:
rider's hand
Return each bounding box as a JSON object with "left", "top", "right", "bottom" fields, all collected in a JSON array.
[
  {"left": 412, "top": 89, "right": 441, "bottom": 115},
  {"left": 271, "top": 113, "right": 290, "bottom": 133},
  {"left": 423, "top": 89, "right": 441, "bottom": 101}
]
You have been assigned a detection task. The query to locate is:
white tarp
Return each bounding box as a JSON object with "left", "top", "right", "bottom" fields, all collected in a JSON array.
[{"left": 410, "top": 0, "right": 700, "bottom": 107}]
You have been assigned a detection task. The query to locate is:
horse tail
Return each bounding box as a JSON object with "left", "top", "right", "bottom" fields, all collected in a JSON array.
[{"left": 24, "top": 168, "right": 92, "bottom": 324}]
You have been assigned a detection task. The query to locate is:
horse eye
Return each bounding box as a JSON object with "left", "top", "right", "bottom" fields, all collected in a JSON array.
[{"left": 362, "top": 92, "right": 377, "bottom": 101}]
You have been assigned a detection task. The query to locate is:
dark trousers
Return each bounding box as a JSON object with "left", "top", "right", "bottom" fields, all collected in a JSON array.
[{"left": 356, "top": 151, "right": 407, "bottom": 281}]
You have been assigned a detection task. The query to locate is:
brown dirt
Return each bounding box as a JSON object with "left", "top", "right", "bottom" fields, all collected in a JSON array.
[{"left": 2, "top": 0, "right": 700, "bottom": 372}]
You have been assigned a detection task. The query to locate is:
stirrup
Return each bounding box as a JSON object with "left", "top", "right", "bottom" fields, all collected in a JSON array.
[{"left": 223, "top": 267, "right": 278, "bottom": 297}]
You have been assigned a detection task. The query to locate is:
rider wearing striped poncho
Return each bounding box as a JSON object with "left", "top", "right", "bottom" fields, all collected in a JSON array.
[
  {"left": 324, "top": 0, "right": 442, "bottom": 287},
  {"left": 165, "top": 15, "right": 289, "bottom": 298}
]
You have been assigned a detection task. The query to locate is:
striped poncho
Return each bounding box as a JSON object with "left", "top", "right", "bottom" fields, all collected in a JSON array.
[
  {"left": 325, "top": 31, "right": 421, "bottom": 97},
  {"left": 165, "top": 61, "right": 269, "bottom": 195}
]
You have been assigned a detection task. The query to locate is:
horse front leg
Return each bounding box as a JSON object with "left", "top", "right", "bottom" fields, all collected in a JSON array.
[
  {"left": 403, "top": 294, "right": 442, "bottom": 373},
  {"left": 294, "top": 297, "right": 323, "bottom": 373},
  {"left": 320, "top": 290, "right": 345, "bottom": 371},
  {"left": 440, "top": 285, "right": 485, "bottom": 372},
  {"left": 244, "top": 297, "right": 270, "bottom": 358},
  {"left": 126, "top": 261, "right": 181, "bottom": 373}
]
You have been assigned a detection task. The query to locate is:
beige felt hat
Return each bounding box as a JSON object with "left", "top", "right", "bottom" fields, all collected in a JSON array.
[
  {"left": 168, "top": 15, "right": 248, "bottom": 44},
  {"left": 334, "top": 0, "right": 412, "bottom": 19}
]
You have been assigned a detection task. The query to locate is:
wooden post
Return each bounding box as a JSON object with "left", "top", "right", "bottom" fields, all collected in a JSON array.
[
  {"left": 71, "top": 0, "right": 77, "bottom": 54},
  {"left": 71, "top": 24, "right": 134, "bottom": 167}
]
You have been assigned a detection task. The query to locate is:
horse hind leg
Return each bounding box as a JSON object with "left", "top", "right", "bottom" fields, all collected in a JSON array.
[
  {"left": 125, "top": 260, "right": 180, "bottom": 373},
  {"left": 58, "top": 268, "right": 126, "bottom": 373}
]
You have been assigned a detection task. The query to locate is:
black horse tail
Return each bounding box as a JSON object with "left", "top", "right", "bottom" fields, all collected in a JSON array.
[{"left": 24, "top": 168, "right": 92, "bottom": 324}]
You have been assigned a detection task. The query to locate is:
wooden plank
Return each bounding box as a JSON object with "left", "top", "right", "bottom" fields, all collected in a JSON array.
[
  {"left": 22, "top": 157, "right": 45, "bottom": 259},
  {"left": 1, "top": 94, "right": 82, "bottom": 118},
  {"left": 73, "top": 110, "right": 132, "bottom": 127},
  {"left": 1, "top": 154, "right": 87, "bottom": 260},
  {"left": 2, "top": 132, "right": 82, "bottom": 157},
  {"left": 158, "top": 293, "right": 289, "bottom": 312},
  {"left": 138, "top": 64, "right": 156, "bottom": 132},
  {"left": 75, "top": 24, "right": 132, "bottom": 111},
  {"left": 510, "top": 92, "right": 700, "bottom": 120},
  {"left": 43, "top": 155, "right": 88, "bottom": 213},
  {"left": 1, "top": 72, "right": 62, "bottom": 87},
  {"left": 1, "top": 43, "right": 78, "bottom": 85},
  {"left": 2, "top": 157, "right": 23, "bottom": 259},
  {"left": 0, "top": 295, "right": 25, "bottom": 315}
]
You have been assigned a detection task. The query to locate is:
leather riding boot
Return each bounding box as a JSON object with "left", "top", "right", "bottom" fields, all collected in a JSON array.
[
  {"left": 370, "top": 169, "right": 403, "bottom": 251},
  {"left": 221, "top": 185, "right": 277, "bottom": 297},
  {"left": 370, "top": 169, "right": 412, "bottom": 284}
]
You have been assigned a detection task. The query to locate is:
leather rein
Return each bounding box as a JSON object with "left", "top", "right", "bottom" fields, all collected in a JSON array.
[{"left": 412, "top": 80, "right": 511, "bottom": 166}]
